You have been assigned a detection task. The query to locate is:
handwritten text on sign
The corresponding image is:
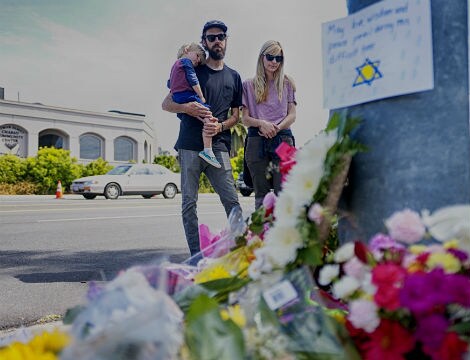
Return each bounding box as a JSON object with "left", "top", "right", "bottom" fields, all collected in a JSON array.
[{"left": 322, "top": 0, "right": 433, "bottom": 109}]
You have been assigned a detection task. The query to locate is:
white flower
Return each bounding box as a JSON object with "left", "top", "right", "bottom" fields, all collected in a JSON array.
[
  {"left": 283, "top": 162, "right": 323, "bottom": 206},
  {"left": 343, "top": 256, "right": 368, "bottom": 281},
  {"left": 263, "top": 225, "right": 303, "bottom": 267},
  {"left": 361, "top": 272, "right": 377, "bottom": 296},
  {"left": 272, "top": 192, "right": 302, "bottom": 228},
  {"left": 248, "top": 252, "right": 273, "bottom": 280},
  {"left": 333, "top": 242, "right": 355, "bottom": 263},
  {"left": 308, "top": 203, "right": 324, "bottom": 225},
  {"left": 385, "top": 208, "right": 425, "bottom": 244},
  {"left": 422, "top": 205, "right": 470, "bottom": 254},
  {"left": 295, "top": 130, "right": 337, "bottom": 165},
  {"left": 332, "top": 276, "right": 360, "bottom": 299},
  {"left": 348, "top": 299, "right": 380, "bottom": 333},
  {"left": 318, "top": 264, "right": 340, "bottom": 285}
]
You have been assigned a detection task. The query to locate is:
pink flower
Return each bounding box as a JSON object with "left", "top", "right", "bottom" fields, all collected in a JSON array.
[
  {"left": 307, "top": 203, "right": 324, "bottom": 225},
  {"left": 372, "top": 263, "right": 406, "bottom": 310},
  {"left": 262, "top": 192, "right": 277, "bottom": 212},
  {"left": 385, "top": 209, "right": 425, "bottom": 244},
  {"left": 198, "top": 224, "right": 221, "bottom": 257}
]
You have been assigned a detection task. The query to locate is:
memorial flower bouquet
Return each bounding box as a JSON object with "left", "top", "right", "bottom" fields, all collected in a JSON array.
[{"left": 318, "top": 206, "right": 470, "bottom": 360}]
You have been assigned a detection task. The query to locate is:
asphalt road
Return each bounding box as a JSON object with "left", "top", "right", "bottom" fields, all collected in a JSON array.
[{"left": 0, "top": 193, "right": 255, "bottom": 329}]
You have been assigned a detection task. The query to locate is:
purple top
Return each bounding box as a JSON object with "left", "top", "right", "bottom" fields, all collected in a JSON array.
[
  {"left": 168, "top": 58, "right": 199, "bottom": 93},
  {"left": 242, "top": 78, "right": 296, "bottom": 126}
]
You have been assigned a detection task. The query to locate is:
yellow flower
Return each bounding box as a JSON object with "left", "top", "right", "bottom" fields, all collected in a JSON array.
[
  {"left": 408, "top": 245, "right": 428, "bottom": 255},
  {"left": 0, "top": 329, "right": 69, "bottom": 360},
  {"left": 194, "top": 264, "right": 231, "bottom": 284},
  {"left": 426, "top": 252, "right": 461, "bottom": 273},
  {"left": 220, "top": 304, "right": 246, "bottom": 328},
  {"left": 443, "top": 239, "right": 459, "bottom": 249},
  {"left": 407, "top": 261, "right": 425, "bottom": 273}
]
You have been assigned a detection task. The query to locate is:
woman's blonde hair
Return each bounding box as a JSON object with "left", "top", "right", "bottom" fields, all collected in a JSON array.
[
  {"left": 253, "top": 40, "right": 295, "bottom": 103},
  {"left": 176, "top": 43, "right": 206, "bottom": 65}
]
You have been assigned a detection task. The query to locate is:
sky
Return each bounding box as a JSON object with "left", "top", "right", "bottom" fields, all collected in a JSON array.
[{"left": 0, "top": 0, "right": 347, "bottom": 153}]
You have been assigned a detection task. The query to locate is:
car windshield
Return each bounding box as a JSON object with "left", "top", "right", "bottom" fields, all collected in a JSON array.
[{"left": 107, "top": 165, "right": 132, "bottom": 175}]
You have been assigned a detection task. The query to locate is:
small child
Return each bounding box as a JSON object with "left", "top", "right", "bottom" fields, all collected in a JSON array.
[{"left": 167, "top": 43, "right": 221, "bottom": 168}]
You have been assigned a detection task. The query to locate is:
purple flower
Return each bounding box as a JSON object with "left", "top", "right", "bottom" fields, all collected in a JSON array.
[
  {"left": 86, "top": 281, "right": 105, "bottom": 301},
  {"left": 369, "top": 233, "right": 405, "bottom": 258},
  {"left": 446, "top": 274, "right": 470, "bottom": 306},
  {"left": 415, "top": 314, "right": 449, "bottom": 351},
  {"left": 447, "top": 248, "right": 468, "bottom": 262},
  {"left": 400, "top": 269, "right": 452, "bottom": 315}
]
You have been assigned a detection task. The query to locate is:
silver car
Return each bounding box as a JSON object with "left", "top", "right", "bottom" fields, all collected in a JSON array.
[{"left": 71, "top": 163, "right": 180, "bottom": 200}]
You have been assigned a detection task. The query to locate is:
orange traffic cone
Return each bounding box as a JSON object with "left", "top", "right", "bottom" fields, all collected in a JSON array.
[{"left": 55, "top": 180, "right": 63, "bottom": 199}]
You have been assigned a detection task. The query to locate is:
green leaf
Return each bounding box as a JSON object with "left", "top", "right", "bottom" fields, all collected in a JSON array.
[
  {"left": 185, "top": 294, "right": 245, "bottom": 360},
  {"left": 296, "top": 244, "right": 323, "bottom": 266},
  {"left": 173, "top": 284, "right": 212, "bottom": 313},
  {"left": 449, "top": 321, "right": 470, "bottom": 335},
  {"left": 326, "top": 112, "right": 341, "bottom": 132},
  {"left": 200, "top": 276, "right": 251, "bottom": 303},
  {"left": 62, "top": 305, "right": 86, "bottom": 325}
]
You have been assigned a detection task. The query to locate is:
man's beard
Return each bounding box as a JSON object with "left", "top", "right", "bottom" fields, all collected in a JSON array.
[{"left": 207, "top": 46, "right": 225, "bottom": 60}]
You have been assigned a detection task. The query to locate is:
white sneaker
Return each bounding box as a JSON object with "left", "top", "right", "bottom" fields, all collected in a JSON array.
[{"left": 199, "top": 151, "right": 222, "bottom": 168}]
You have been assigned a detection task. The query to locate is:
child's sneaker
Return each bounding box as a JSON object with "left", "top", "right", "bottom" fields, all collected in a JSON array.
[{"left": 199, "top": 151, "right": 222, "bottom": 168}]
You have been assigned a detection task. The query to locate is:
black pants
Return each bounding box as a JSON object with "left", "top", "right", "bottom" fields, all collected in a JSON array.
[{"left": 245, "top": 134, "right": 294, "bottom": 209}]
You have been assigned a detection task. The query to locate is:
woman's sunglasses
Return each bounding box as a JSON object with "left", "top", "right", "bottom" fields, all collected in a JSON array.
[
  {"left": 204, "top": 33, "right": 227, "bottom": 42},
  {"left": 264, "top": 54, "right": 283, "bottom": 63}
]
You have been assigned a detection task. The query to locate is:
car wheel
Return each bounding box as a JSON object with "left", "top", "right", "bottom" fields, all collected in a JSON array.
[
  {"left": 240, "top": 188, "right": 253, "bottom": 197},
  {"left": 142, "top": 194, "right": 153, "bottom": 199},
  {"left": 104, "top": 183, "right": 121, "bottom": 199},
  {"left": 83, "top": 194, "right": 97, "bottom": 199},
  {"left": 163, "top": 183, "right": 177, "bottom": 199}
]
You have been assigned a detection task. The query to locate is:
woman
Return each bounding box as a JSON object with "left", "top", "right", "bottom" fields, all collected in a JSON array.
[{"left": 242, "top": 40, "right": 296, "bottom": 209}]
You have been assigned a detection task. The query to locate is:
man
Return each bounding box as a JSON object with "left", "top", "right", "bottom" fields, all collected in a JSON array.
[{"left": 162, "top": 20, "right": 242, "bottom": 257}]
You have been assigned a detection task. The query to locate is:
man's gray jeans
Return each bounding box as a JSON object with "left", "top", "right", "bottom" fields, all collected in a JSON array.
[{"left": 178, "top": 149, "right": 240, "bottom": 256}]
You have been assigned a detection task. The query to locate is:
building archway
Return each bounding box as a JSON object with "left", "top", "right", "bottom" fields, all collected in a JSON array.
[
  {"left": 80, "top": 133, "right": 105, "bottom": 160},
  {"left": 0, "top": 124, "right": 28, "bottom": 157},
  {"left": 38, "top": 129, "right": 69, "bottom": 150},
  {"left": 114, "top": 136, "right": 136, "bottom": 162}
]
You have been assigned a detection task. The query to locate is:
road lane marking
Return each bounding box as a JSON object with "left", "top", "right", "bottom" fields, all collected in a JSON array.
[
  {"left": 0, "top": 205, "right": 180, "bottom": 213},
  {"left": 37, "top": 211, "right": 224, "bottom": 222}
]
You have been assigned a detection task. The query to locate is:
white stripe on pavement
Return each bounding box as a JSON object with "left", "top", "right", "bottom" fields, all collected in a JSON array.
[{"left": 37, "top": 211, "right": 223, "bottom": 222}]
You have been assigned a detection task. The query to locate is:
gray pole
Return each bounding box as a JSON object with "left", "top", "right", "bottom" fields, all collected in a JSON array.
[{"left": 339, "top": 0, "right": 470, "bottom": 241}]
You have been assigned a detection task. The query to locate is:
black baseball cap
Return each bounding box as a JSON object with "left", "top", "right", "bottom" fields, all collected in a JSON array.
[{"left": 202, "top": 20, "right": 227, "bottom": 35}]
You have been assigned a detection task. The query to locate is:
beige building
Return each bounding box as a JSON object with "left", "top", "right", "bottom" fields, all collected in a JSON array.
[{"left": 0, "top": 94, "right": 155, "bottom": 166}]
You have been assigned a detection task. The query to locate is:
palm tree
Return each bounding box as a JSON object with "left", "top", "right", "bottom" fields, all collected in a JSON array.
[
  {"left": 230, "top": 121, "right": 247, "bottom": 157},
  {"left": 226, "top": 109, "right": 247, "bottom": 157}
]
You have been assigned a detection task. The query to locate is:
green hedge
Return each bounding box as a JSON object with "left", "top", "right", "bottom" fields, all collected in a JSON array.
[
  {"left": 0, "top": 148, "right": 112, "bottom": 195},
  {"left": 0, "top": 149, "right": 243, "bottom": 195}
]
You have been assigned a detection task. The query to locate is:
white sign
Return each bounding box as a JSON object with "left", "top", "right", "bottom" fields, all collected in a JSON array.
[
  {"left": 0, "top": 124, "right": 27, "bottom": 157},
  {"left": 322, "top": 0, "right": 433, "bottom": 109},
  {"left": 262, "top": 280, "right": 298, "bottom": 310}
]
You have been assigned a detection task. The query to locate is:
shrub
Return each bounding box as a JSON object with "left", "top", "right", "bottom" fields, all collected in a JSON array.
[
  {"left": 25, "top": 147, "right": 82, "bottom": 194},
  {"left": 80, "top": 158, "right": 113, "bottom": 177},
  {"left": 230, "top": 147, "right": 244, "bottom": 182},
  {"left": 0, "top": 154, "right": 27, "bottom": 183},
  {"left": 0, "top": 181, "right": 39, "bottom": 195},
  {"left": 153, "top": 154, "right": 180, "bottom": 173}
]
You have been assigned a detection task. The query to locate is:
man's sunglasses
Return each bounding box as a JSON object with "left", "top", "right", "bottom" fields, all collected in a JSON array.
[
  {"left": 204, "top": 33, "right": 227, "bottom": 42},
  {"left": 264, "top": 54, "right": 284, "bottom": 63}
]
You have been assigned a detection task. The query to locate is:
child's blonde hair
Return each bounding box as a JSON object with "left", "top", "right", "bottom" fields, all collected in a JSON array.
[{"left": 176, "top": 43, "right": 206, "bottom": 65}]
